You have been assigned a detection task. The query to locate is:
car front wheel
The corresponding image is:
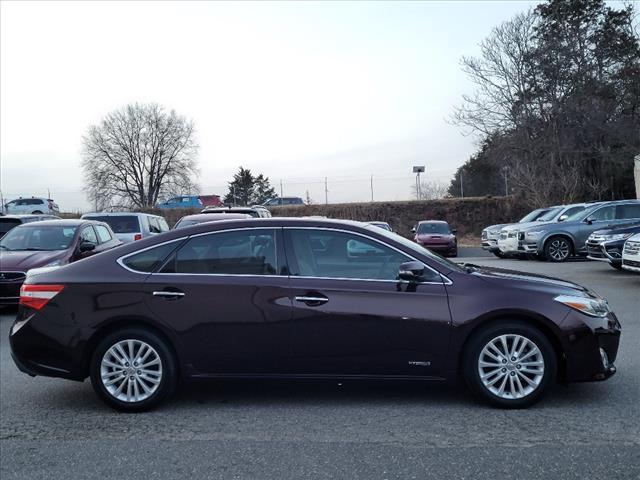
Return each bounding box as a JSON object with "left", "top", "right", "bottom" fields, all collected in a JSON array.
[
  {"left": 544, "top": 236, "right": 572, "bottom": 262},
  {"left": 90, "top": 328, "right": 177, "bottom": 412},
  {"left": 464, "top": 322, "right": 556, "bottom": 408}
]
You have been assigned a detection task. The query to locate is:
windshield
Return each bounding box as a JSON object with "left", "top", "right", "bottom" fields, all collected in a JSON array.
[
  {"left": 85, "top": 215, "right": 141, "bottom": 233},
  {"left": 519, "top": 208, "right": 547, "bottom": 223},
  {"left": 366, "top": 225, "right": 465, "bottom": 273},
  {"left": 0, "top": 225, "right": 77, "bottom": 251},
  {"left": 536, "top": 207, "right": 564, "bottom": 222},
  {"left": 417, "top": 222, "right": 450, "bottom": 234}
]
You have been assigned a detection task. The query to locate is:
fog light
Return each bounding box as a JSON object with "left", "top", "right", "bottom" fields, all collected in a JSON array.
[{"left": 599, "top": 348, "right": 609, "bottom": 369}]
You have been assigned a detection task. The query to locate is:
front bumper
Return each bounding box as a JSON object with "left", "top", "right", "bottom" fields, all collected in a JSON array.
[
  {"left": 586, "top": 240, "right": 624, "bottom": 266},
  {"left": 0, "top": 280, "right": 23, "bottom": 304},
  {"left": 481, "top": 239, "right": 499, "bottom": 251},
  {"left": 622, "top": 258, "right": 640, "bottom": 273},
  {"left": 562, "top": 310, "right": 621, "bottom": 383},
  {"left": 497, "top": 236, "right": 519, "bottom": 254}
]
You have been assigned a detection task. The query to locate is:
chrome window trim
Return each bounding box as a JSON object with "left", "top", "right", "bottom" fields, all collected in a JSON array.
[
  {"left": 284, "top": 226, "right": 452, "bottom": 286},
  {"left": 116, "top": 225, "right": 453, "bottom": 285}
]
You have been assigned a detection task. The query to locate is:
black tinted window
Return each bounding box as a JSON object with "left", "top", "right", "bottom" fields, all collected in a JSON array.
[
  {"left": 86, "top": 215, "right": 141, "bottom": 233},
  {"left": 0, "top": 219, "right": 21, "bottom": 235},
  {"left": 162, "top": 230, "right": 277, "bottom": 275},
  {"left": 591, "top": 206, "right": 616, "bottom": 221},
  {"left": 617, "top": 204, "right": 640, "bottom": 220},
  {"left": 288, "top": 229, "right": 422, "bottom": 281},
  {"left": 122, "top": 241, "right": 181, "bottom": 273}
]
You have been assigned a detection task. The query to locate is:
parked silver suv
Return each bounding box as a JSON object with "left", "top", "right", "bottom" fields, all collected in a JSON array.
[
  {"left": 3, "top": 197, "right": 59, "bottom": 215},
  {"left": 80, "top": 212, "right": 170, "bottom": 243}
]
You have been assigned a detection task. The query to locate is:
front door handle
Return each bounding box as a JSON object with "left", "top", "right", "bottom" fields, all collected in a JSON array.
[
  {"left": 295, "top": 294, "right": 329, "bottom": 306},
  {"left": 152, "top": 290, "right": 185, "bottom": 299}
]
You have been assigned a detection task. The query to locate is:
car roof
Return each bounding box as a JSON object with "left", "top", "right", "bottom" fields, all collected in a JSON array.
[
  {"left": 82, "top": 212, "right": 162, "bottom": 218},
  {"left": 179, "top": 213, "right": 251, "bottom": 221},
  {"left": 0, "top": 214, "right": 55, "bottom": 220},
  {"left": 202, "top": 207, "right": 264, "bottom": 213},
  {"left": 418, "top": 220, "right": 448, "bottom": 224}
]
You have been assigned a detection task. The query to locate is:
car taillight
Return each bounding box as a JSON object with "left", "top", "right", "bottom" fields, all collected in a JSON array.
[
  {"left": 19, "top": 284, "right": 65, "bottom": 310},
  {"left": 134, "top": 234, "right": 142, "bottom": 241}
]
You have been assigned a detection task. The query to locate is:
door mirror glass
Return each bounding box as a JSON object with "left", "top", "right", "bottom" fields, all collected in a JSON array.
[
  {"left": 558, "top": 214, "right": 568, "bottom": 222},
  {"left": 451, "top": 229, "right": 457, "bottom": 234},
  {"left": 584, "top": 216, "right": 595, "bottom": 224},
  {"left": 410, "top": 227, "right": 416, "bottom": 234}
]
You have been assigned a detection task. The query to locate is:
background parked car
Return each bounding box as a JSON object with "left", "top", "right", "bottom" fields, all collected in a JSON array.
[
  {"left": 481, "top": 207, "right": 555, "bottom": 257},
  {"left": 262, "top": 197, "right": 304, "bottom": 206},
  {"left": 81, "top": 213, "right": 169, "bottom": 243},
  {"left": 586, "top": 223, "right": 640, "bottom": 270},
  {"left": 517, "top": 200, "right": 640, "bottom": 262},
  {"left": 0, "top": 214, "right": 60, "bottom": 239},
  {"left": 367, "top": 221, "right": 393, "bottom": 232},
  {"left": 0, "top": 219, "right": 121, "bottom": 304},
  {"left": 3, "top": 197, "right": 59, "bottom": 215},
  {"left": 202, "top": 206, "right": 272, "bottom": 218},
  {"left": 174, "top": 213, "right": 252, "bottom": 229},
  {"left": 497, "top": 202, "right": 596, "bottom": 257},
  {"left": 156, "top": 195, "right": 204, "bottom": 209},
  {"left": 621, "top": 233, "right": 640, "bottom": 273},
  {"left": 412, "top": 220, "right": 457, "bottom": 257}
]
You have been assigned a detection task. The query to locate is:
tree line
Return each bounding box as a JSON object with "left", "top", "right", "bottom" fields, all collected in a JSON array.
[{"left": 449, "top": 0, "right": 640, "bottom": 206}]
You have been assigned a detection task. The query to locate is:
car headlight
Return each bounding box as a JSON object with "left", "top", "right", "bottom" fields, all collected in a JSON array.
[
  {"left": 554, "top": 295, "right": 610, "bottom": 318},
  {"left": 43, "top": 260, "right": 62, "bottom": 267},
  {"left": 525, "top": 230, "right": 545, "bottom": 239},
  {"left": 603, "top": 233, "right": 632, "bottom": 241}
]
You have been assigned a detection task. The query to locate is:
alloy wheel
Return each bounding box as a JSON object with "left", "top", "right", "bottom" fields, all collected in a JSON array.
[
  {"left": 548, "top": 239, "right": 570, "bottom": 261},
  {"left": 477, "top": 334, "right": 545, "bottom": 400},
  {"left": 100, "top": 339, "right": 163, "bottom": 403}
]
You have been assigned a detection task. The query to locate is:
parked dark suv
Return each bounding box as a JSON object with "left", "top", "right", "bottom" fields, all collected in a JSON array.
[{"left": 10, "top": 218, "right": 619, "bottom": 411}]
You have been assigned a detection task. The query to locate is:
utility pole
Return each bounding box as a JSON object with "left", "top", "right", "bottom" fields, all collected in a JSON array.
[
  {"left": 502, "top": 166, "right": 509, "bottom": 196},
  {"left": 460, "top": 170, "right": 464, "bottom": 198},
  {"left": 413, "top": 166, "right": 425, "bottom": 200},
  {"left": 324, "top": 177, "right": 328, "bottom": 205},
  {"left": 370, "top": 175, "right": 374, "bottom": 202},
  {"left": 280, "top": 179, "right": 284, "bottom": 200}
]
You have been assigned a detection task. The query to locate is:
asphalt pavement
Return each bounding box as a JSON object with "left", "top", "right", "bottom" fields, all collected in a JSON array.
[{"left": 1, "top": 250, "right": 639, "bottom": 479}]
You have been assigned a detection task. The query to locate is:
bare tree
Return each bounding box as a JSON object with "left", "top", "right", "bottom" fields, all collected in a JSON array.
[
  {"left": 82, "top": 103, "right": 199, "bottom": 209},
  {"left": 412, "top": 180, "right": 450, "bottom": 200}
]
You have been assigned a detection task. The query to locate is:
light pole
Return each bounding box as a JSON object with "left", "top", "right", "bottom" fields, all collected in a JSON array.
[
  {"left": 502, "top": 166, "right": 510, "bottom": 196},
  {"left": 413, "top": 166, "right": 425, "bottom": 200}
]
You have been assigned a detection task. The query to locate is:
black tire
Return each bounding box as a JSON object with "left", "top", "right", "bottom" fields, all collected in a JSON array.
[
  {"left": 492, "top": 250, "right": 505, "bottom": 258},
  {"left": 90, "top": 328, "right": 177, "bottom": 412},
  {"left": 609, "top": 262, "right": 623, "bottom": 270},
  {"left": 31, "top": 210, "right": 43, "bottom": 214},
  {"left": 544, "top": 236, "right": 573, "bottom": 262},
  {"left": 463, "top": 321, "right": 557, "bottom": 409}
]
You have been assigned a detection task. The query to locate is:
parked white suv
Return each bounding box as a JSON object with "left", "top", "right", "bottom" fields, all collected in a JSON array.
[
  {"left": 80, "top": 212, "right": 170, "bottom": 243},
  {"left": 3, "top": 197, "right": 59, "bottom": 215},
  {"left": 621, "top": 233, "right": 640, "bottom": 273}
]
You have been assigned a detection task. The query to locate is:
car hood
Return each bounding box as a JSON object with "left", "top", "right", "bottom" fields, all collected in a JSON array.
[
  {"left": 592, "top": 224, "right": 640, "bottom": 236},
  {"left": 501, "top": 220, "right": 556, "bottom": 232},
  {"left": 470, "top": 265, "right": 594, "bottom": 297},
  {"left": 484, "top": 223, "right": 511, "bottom": 233},
  {"left": 0, "top": 250, "right": 69, "bottom": 271}
]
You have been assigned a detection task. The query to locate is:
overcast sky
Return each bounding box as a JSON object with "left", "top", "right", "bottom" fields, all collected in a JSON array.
[{"left": 1, "top": 0, "right": 537, "bottom": 211}]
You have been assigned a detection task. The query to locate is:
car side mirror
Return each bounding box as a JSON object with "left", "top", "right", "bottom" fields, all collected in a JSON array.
[
  {"left": 584, "top": 216, "right": 595, "bottom": 225},
  {"left": 410, "top": 227, "right": 416, "bottom": 234},
  {"left": 451, "top": 229, "right": 457, "bottom": 234},
  {"left": 79, "top": 241, "right": 96, "bottom": 253},
  {"left": 398, "top": 261, "right": 426, "bottom": 282},
  {"left": 558, "top": 214, "right": 568, "bottom": 222}
]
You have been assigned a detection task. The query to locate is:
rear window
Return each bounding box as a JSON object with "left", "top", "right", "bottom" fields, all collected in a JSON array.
[
  {"left": 0, "top": 219, "right": 22, "bottom": 236},
  {"left": 121, "top": 241, "right": 181, "bottom": 273},
  {"left": 86, "top": 215, "right": 141, "bottom": 234}
]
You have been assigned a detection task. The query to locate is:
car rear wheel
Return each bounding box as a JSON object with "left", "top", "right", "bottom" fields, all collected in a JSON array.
[
  {"left": 544, "top": 236, "right": 572, "bottom": 262},
  {"left": 90, "top": 328, "right": 177, "bottom": 412},
  {"left": 31, "top": 210, "right": 43, "bottom": 214},
  {"left": 463, "top": 322, "right": 556, "bottom": 408}
]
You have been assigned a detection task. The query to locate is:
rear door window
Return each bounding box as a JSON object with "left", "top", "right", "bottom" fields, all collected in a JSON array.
[
  {"left": 161, "top": 229, "right": 277, "bottom": 275},
  {"left": 591, "top": 206, "right": 616, "bottom": 221},
  {"left": 121, "top": 241, "right": 182, "bottom": 273},
  {"left": 86, "top": 216, "right": 141, "bottom": 234},
  {"left": 616, "top": 204, "right": 640, "bottom": 220},
  {"left": 80, "top": 226, "right": 98, "bottom": 244}
]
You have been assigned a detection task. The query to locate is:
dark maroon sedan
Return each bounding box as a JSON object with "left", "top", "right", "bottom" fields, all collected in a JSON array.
[
  {"left": 0, "top": 219, "right": 122, "bottom": 304},
  {"left": 10, "top": 218, "right": 619, "bottom": 411},
  {"left": 412, "top": 220, "right": 457, "bottom": 257}
]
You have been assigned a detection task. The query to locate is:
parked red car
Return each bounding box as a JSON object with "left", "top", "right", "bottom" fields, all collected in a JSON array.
[
  {"left": 412, "top": 220, "right": 457, "bottom": 257},
  {"left": 0, "top": 219, "right": 122, "bottom": 304}
]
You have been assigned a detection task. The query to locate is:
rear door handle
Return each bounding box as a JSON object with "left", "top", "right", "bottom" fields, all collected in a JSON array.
[
  {"left": 295, "top": 294, "right": 329, "bottom": 306},
  {"left": 153, "top": 291, "right": 185, "bottom": 299}
]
